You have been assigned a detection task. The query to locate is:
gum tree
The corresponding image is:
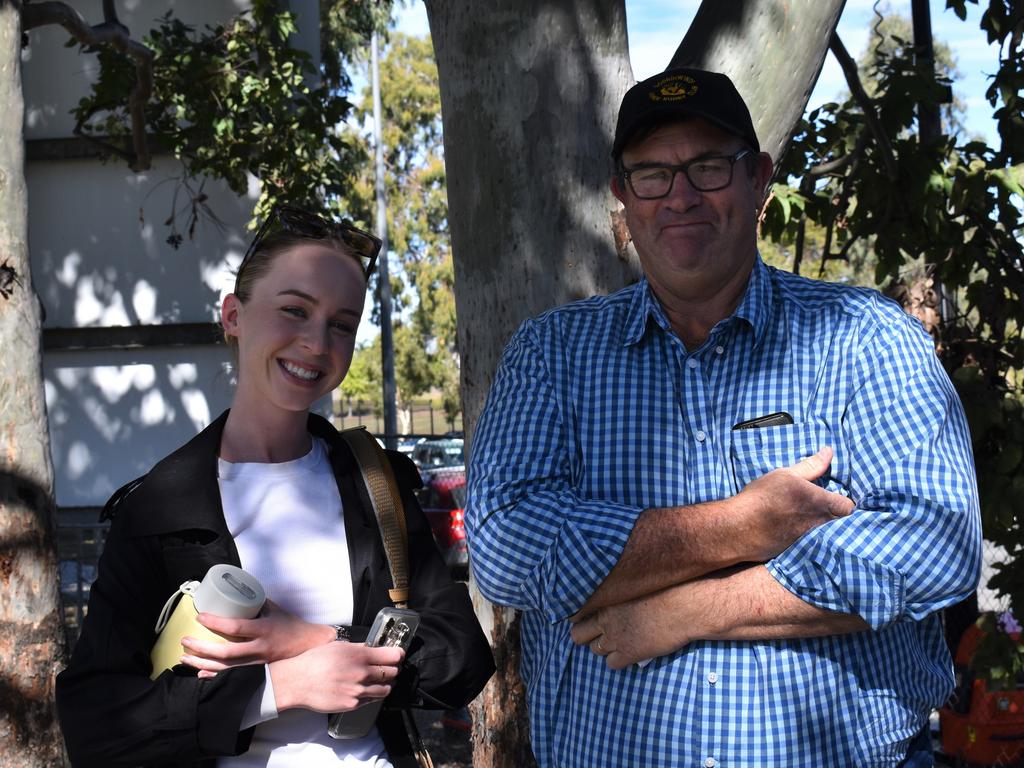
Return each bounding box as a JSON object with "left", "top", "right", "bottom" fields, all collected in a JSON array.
[
  {"left": 424, "top": 0, "right": 846, "bottom": 763},
  {"left": 0, "top": 3, "right": 66, "bottom": 764}
]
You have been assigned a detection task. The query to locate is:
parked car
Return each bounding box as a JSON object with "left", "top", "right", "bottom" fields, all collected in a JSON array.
[
  {"left": 395, "top": 436, "right": 423, "bottom": 457},
  {"left": 416, "top": 463, "right": 468, "bottom": 577},
  {"left": 410, "top": 438, "right": 464, "bottom": 471}
]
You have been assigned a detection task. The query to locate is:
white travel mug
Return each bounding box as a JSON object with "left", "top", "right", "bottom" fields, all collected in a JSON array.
[{"left": 149, "top": 564, "right": 265, "bottom": 679}]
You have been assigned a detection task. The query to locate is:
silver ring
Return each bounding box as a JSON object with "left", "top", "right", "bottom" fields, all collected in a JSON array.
[{"left": 596, "top": 636, "right": 605, "bottom": 653}]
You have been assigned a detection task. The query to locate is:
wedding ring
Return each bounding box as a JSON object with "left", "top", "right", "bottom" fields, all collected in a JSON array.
[{"left": 596, "top": 636, "right": 605, "bottom": 653}]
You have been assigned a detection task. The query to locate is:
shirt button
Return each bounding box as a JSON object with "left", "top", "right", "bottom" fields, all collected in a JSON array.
[
  {"left": 704, "top": 758, "right": 717, "bottom": 768},
  {"left": 715, "top": 345, "right": 725, "bottom": 355},
  {"left": 695, "top": 430, "right": 707, "bottom": 442},
  {"left": 687, "top": 358, "right": 699, "bottom": 369},
  {"left": 707, "top": 672, "right": 718, "bottom": 684}
]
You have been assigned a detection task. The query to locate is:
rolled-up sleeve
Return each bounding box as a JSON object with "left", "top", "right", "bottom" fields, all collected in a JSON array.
[
  {"left": 766, "top": 316, "right": 982, "bottom": 630},
  {"left": 467, "top": 320, "right": 641, "bottom": 622}
]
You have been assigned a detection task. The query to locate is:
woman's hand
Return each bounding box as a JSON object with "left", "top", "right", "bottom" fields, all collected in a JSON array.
[
  {"left": 268, "top": 642, "right": 405, "bottom": 713},
  {"left": 180, "top": 599, "right": 333, "bottom": 677}
]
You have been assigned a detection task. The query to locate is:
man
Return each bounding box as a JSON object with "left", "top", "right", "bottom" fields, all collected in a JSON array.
[{"left": 466, "top": 67, "right": 981, "bottom": 767}]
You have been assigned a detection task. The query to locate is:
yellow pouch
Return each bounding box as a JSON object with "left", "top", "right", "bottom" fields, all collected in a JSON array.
[{"left": 150, "top": 565, "right": 265, "bottom": 679}]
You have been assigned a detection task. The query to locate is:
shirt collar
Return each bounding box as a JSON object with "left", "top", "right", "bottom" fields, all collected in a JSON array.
[
  {"left": 623, "top": 276, "right": 669, "bottom": 346},
  {"left": 732, "top": 254, "right": 772, "bottom": 348},
  {"left": 622, "top": 254, "right": 773, "bottom": 348}
]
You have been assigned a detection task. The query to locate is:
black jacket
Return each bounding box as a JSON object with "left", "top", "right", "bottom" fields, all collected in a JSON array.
[{"left": 56, "top": 411, "right": 494, "bottom": 767}]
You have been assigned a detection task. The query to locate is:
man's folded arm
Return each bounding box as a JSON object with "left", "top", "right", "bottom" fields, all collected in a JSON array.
[{"left": 767, "top": 318, "right": 982, "bottom": 630}]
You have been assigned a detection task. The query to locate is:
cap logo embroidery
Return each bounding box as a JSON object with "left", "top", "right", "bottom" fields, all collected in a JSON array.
[{"left": 648, "top": 74, "right": 698, "bottom": 102}]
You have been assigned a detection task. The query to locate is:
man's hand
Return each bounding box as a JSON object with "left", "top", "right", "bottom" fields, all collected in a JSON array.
[
  {"left": 734, "top": 446, "right": 855, "bottom": 562},
  {"left": 571, "top": 565, "right": 869, "bottom": 670},
  {"left": 571, "top": 588, "right": 686, "bottom": 670},
  {"left": 578, "top": 446, "right": 854, "bottom": 613},
  {"left": 180, "top": 599, "right": 333, "bottom": 677}
]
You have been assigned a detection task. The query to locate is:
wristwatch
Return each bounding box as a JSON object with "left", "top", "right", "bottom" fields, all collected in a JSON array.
[{"left": 332, "top": 624, "right": 352, "bottom": 642}]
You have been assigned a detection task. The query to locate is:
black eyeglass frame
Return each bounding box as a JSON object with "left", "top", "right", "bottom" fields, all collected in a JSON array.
[
  {"left": 235, "top": 205, "right": 382, "bottom": 292},
  {"left": 620, "top": 148, "right": 754, "bottom": 199}
]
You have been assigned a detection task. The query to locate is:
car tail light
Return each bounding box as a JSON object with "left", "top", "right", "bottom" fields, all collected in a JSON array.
[{"left": 450, "top": 508, "right": 466, "bottom": 541}]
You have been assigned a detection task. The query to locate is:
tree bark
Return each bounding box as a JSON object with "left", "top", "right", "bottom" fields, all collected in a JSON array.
[
  {"left": 427, "top": 0, "right": 637, "bottom": 431},
  {"left": 0, "top": 2, "right": 68, "bottom": 765},
  {"left": 426, "top": 0, "right": 846, "bottom": 763},
  {"left": 426, "top": 3, "right": 634, "bottom": 764},
  {"left": 670, "top": 0, "right": 847, "bottom": 165}
]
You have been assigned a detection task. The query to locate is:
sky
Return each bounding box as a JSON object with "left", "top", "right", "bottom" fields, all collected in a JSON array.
[{"left": 393, "top": 0, "right": 1002, "bottom": 145}]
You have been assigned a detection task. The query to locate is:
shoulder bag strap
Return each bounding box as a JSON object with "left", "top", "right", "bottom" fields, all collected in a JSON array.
[{"left": 340, "top": 427, "right": 410, "bottom": 608}]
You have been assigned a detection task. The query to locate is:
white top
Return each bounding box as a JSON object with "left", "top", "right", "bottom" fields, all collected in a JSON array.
[{"left": 216, "top": 437, "right": 392, "bottom": 768}]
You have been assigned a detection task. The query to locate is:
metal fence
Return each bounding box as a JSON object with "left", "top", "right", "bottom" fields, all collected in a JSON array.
[
  {"left": 332, "top": 398, "right": 462, "bottom": 436},
  {"left": 978, "top": 540, "right": 1011, "bottom": 614},
  {"left": 57, "top": 511, "right": 107, "bottom": 646}
]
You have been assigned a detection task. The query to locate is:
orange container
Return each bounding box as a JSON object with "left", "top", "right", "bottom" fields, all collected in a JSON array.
[{"left": 939, "top": 622, "right": 1024, "bottom": 766}]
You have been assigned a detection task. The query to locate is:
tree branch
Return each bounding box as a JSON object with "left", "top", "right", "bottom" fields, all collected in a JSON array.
[
  {"left": 22, "top": 1, "right": 154, "bottom": 171},
  {"left": 808, "top": 130, "right": 871, "bottom": 177},
  {"left": 829, "top": 32, "right": 899, "bottom": 181},
  {"left": 101, "top": 0, "right": 120, "bottom": 26}
]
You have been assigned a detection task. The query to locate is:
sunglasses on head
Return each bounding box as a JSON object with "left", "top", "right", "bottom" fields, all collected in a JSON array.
[{"left": 236, "top": 205, "right": 381, "bottom": 291}]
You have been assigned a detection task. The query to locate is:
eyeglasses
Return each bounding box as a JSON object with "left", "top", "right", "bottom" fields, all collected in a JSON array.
[
  {"left": 236, "top": 205, "right": 382, "bottom": 291},
  {"left": 621, "top": 149, "right": 753, "bottom": 199}
]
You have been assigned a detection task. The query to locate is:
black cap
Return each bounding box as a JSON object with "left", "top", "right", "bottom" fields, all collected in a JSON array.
[{"left": 612, "top": 68, "right": 759, "bottom": 159}]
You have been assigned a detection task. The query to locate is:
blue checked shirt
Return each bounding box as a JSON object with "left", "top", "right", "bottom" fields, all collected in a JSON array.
[{"left": 467, "top": 256, "right": 981, "bottom": 768}]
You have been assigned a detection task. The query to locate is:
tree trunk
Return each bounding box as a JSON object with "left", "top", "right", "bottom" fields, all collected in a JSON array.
[
  {"left": 0, "top": 2, "right": 68, "bottom": 765},
  {"left": 426, "top": 3, "right": 633, "bottom": 763},
  {"left": 670, "top": 0, "right": 848, "bottom": 164},
  {"left": 426, "top": 1, "right": 845, "bottom": 764}
]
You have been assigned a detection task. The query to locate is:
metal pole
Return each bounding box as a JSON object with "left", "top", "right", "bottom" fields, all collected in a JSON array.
[
  {"left": 371, "top": 31, "right": 398, "bottom": 449},
  {"left": 911, "top": 0, "right": 955, "bottom": 325},
  {"left": 911, "top": 0, "right": 941, "bottom": 147}
]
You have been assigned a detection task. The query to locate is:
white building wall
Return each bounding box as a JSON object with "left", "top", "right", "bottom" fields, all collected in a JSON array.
[
  {"left": 22, "top": 0, "right": 325, "bottom": 510},
  {"left": 44, "top": 347, "right": 236, "bottom": 505}
]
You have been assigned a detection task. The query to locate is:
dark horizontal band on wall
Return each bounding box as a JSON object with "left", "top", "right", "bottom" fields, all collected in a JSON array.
[
  {"left": 43, "top": 322, "right": 224, "bottom": 351},
  {"left": 25, "top": 135, "right": 168, "bottom": 163}
]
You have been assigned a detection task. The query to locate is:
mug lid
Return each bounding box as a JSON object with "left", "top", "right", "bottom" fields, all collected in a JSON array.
[{"left": 192, "top": 564, "right": 265, "bottom": 619}]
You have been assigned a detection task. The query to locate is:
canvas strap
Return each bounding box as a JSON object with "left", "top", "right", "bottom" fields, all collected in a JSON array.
[{"left": 340, "top": 427, "right": 410, "bottom": 607}]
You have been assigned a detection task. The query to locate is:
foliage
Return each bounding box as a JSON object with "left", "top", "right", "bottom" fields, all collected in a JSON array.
[
  {"left": 762, "top": 0, "right": 1024, "bottom": 680},
  {"left": 855, "top": 12, "right": 968, "bottom": 136},
  {"left": 347, "top": 33, "right": 459, "bottom": 411},
  {"left": 68, "top": 0, "right": 391, "bottom": 241},
  {"left": 338, "top": 340, "right": 380, "bottom": 408},
  {"left": 67, "top": 4, "right": 458, "bottom": 420},
  {"left": 969, "top": 612, "right": 1024, "bottom": 691},
  {"left": 340, "top": 327, "right": 453, "bottom": 423}
]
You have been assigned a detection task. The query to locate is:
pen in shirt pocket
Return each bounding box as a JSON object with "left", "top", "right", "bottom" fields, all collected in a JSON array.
[
  {"left": 730, "top": 411, "right": 837, "bottom": 489},
  {"left": 731, "top": 411, "right": 794, "bottom": 430}
]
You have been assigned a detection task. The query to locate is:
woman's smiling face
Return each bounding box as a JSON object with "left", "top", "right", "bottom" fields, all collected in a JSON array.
[{"left": 222, "top": 242, "right": 366, "bottom": 418}]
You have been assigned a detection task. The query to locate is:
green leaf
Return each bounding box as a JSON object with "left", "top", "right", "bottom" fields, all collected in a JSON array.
[{"left": 991, "top": 164, "right": 1024, "bottom": 198}]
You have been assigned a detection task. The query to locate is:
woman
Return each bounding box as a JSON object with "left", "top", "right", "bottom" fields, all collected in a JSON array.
[{"left": 56, "top": 206, "right": 494, "bottom": 767}]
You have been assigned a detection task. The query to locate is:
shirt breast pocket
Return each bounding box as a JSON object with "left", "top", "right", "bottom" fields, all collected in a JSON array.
[{"left": 729, "top": 420, "right": 848, "bottom": 497}]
